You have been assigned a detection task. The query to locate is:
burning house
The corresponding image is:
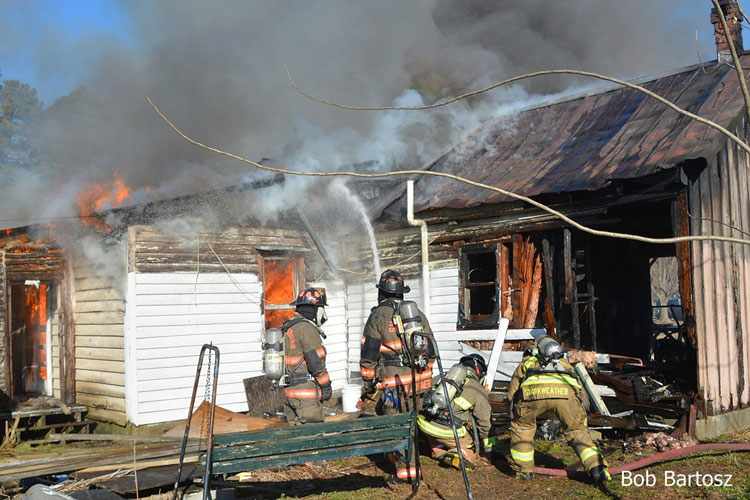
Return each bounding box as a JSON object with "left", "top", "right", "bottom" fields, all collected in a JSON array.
[
  {"left": 0, "top": 2, "right": 748, "bottom": 443},
  {"left": 339, "top": 1, "right": 750, "bottom": 439}
]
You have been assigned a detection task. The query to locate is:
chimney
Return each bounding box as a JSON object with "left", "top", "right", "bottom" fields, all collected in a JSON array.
[{"left": 711, "top": 0, "right": 744, "bottom": 64}]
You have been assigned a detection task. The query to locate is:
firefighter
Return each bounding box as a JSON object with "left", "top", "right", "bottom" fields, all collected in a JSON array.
[
  {"left": 360, "top": 269, "right": 434, "bottom": 483},
  {"left": 508, "top": 335, "right": 611, "bottom": 483},
  {"left": 418, "top": 354, "right": 496, "bottom": 470},
  {"left": 281, "top": 287, "right": 332, "bottom": 426}
]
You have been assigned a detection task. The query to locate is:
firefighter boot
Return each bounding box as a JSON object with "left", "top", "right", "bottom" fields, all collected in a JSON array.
[{"left": 589, "top": 465, "right": 612, "bottom": 484}]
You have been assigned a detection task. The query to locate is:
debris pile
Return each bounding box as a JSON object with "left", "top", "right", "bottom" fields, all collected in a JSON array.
[{"left": 625, "top": 432, "right": 698, "bottom": 453}]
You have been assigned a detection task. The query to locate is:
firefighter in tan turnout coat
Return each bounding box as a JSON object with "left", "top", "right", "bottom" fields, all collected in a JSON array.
[
  {"left": 360, "top": 269, "right": 434, "bottom": 483},
  {"left": 418, "top": 354, "right": 496, "bottom": 470},
  {"left": 282, "top": 287, "right": 332, "bottom": 426},
  {"left": 508, "top": 335, "right": 611, "bottom": 483}
]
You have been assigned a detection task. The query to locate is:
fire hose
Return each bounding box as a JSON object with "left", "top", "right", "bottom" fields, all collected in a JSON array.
[{"left": 492, "top": 442, "right": 750, "bottom": 479}]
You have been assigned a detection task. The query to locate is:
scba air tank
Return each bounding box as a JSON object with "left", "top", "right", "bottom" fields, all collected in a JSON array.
[
  {"left": 432, "top": 364, "right": 468, "bottom": 409},
  {"left": 263, "top": 328, "right": 284, "bottom": 383}
]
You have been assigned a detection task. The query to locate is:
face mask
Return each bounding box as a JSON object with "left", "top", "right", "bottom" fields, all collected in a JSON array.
[{"left": 316, "top": 307, "right": 328, "bottom": 326}]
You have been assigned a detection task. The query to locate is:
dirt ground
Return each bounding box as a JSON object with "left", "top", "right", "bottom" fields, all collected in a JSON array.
[
  {"left": 201, "top": 429, "right": 750, "bottom": 500},
  {"left": 3, "top": 430, "right": 750, "bottom": 500}
]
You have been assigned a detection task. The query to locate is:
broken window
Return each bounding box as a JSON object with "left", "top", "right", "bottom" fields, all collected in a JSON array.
[
  {"left": 261, "top": 255, "right": 305, "bottom": 329},
  {"left": 459, "top": 244, "right": 502, "bottom": 329}
]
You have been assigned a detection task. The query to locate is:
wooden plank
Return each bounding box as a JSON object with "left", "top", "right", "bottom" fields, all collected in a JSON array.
[
  {"left": 75, "top": 335, "right": 124, "bottom": 349},
  {"left": 214, "top": 413, "right": 412, "bottom": 446},
  {"left": 75, "top": 324, "right": 124, "bottom": 336},
  {"left": 78, "top": 394, "right": 127, "bottom": 412},
  {"left": 76, "top": 381, "right": 126, "bottom": 398},
  {"left": 76, "top": 358, "right": 125, "bottom": 374},
  {"left": 86, "top": 407, "right": 127, "bottom": 426},
  {"left": 710, "top": 153, "right": 732, "bottom": 411},
  {"left": 214, "top": 427, "right": 410, "bottom": 461},
  {"left": 75, "top": 346, "right": 124, "bottom": 361},
  {"left": 76, "top": 368, "right": 125, "bottom": 386},
  {"left": 212, "top": 439, "right": 409, "bottom": 473},
  {"left": 74, "top": 300, "right": 124, "bottom": 313},
  {"left": 74, "top": 310, "right": 124, "bottom": 325}
]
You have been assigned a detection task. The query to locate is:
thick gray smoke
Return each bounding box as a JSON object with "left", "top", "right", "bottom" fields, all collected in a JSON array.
[{"left": 0, "top": 0, "right": 713, "bottom": 229}]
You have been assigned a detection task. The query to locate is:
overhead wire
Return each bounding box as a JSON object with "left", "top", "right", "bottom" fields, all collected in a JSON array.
[{"left": 147, "top": 96, "right": 750, "bottom": 248}]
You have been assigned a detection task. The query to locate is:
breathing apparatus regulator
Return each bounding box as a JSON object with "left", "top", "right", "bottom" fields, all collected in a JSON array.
[
  {"left": 392, "top": 300, "right": 430, "bottom": 370},
  {"left": 262, "top": 327, "right": 285, "bottom": 387}
]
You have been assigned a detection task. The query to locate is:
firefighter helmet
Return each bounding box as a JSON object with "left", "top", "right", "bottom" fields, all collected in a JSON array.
[
  {"left": 293, "top": 287, "right": 328, "bottom": 307},
  {"left": 376, "top": 269, "right": 411, "bottom": 294},
  {"left": 460, "top": 354, "right": 488, "bottom": 378}
]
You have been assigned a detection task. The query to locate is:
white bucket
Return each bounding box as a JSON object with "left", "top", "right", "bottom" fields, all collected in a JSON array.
[{"left": 341, "top": 383, "right": 362, "bottom": 413}]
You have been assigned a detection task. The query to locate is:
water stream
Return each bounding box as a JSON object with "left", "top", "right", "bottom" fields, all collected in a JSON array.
[{"left": 332, "top": 181, "right": 381, "bottom": 280}]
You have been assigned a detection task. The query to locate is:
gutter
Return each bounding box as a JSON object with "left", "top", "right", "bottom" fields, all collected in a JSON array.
[{"left": 406, "top": 180, "right": 430, "bottom": 317}]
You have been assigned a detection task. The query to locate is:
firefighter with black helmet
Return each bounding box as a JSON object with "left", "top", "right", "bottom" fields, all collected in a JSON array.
[
  {"left": 508, "top": 335, "right": 611, "bottom": 483},
  {"left": 281, "top": 287, "right": 332, "bottom": 425},
  {"left": 360, "top": 269, "right": 434, "bottom": 483},
  {"left": 418, "top": 354, "right": 496, "bottom": 470}
]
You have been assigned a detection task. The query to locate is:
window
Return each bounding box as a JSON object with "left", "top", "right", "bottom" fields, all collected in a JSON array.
[
  {"left": 459, "top": 244, "right": 503, "bottom": 329},
  {"left": 261, "top": 255, "right": 305, "bottom": 329}
]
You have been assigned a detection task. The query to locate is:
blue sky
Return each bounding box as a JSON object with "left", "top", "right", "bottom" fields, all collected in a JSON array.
[{"left": 0, "top": 0, "right": 136, "bottom": 104}]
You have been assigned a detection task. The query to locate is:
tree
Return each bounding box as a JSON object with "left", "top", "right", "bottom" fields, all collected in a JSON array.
[{"left": 0, "top": 73, "right": 44, "bottom": 170}]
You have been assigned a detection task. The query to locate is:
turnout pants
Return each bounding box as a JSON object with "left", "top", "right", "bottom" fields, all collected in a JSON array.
[
  {"left": 378, "top": 384, "right": 422, "bottom": 482},
  {"left": 509, "top": 396, "right": 606, "bottom": 474},
  {"left": 284, "top": 382, "right": 324, "bottom": 426}
]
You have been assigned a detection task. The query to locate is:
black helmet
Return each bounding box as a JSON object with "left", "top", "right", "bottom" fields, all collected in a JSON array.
[
  {"left": 460, "top": 354, "right": 487, "bottom": 378},
  {"left": 293, "top": 287, "right": 327, "bottom": 307},
  {"left": 376, "top": 269, "right": 411, "bottom": 294}
]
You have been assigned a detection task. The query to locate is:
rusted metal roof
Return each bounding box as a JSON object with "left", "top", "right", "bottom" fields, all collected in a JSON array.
[{"left": 412, "top": 57, "right": 750, "bottom": 212}]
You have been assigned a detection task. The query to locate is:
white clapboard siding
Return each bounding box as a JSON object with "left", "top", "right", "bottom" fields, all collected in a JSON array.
[
  {"left": 314, "top": 278, "right": 349, "bottom": 389},
  {"left": 127, "top": 272, "right": 263, "bottom": 426}
]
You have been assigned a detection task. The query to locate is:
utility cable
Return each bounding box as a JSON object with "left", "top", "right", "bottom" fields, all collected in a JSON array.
[{"left": 147, "top": 96, "right": 750, "bottom": 248}]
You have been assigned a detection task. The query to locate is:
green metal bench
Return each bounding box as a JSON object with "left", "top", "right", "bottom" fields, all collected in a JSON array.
[{"left": 204, "top": 412, "right": 416, "bottom": 474}]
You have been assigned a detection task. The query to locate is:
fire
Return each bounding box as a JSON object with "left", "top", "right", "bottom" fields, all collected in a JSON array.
[
  {"left": 264, "top": 259, "right": 297, "bottom": 329},
  {"left": 2, "top": 224, "right": 56, "bottom": 253},
  {"left": 76, "top": 172, "right": 133, "bottom": 232}
]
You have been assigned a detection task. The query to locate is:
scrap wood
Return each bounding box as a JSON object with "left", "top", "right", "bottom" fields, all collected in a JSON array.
[
  {"left": 591, "top": 371, "right": 635, "bottom": 396},
  {"left": 163, "top": 401, "right": 285, "bottom": 438},
  {"left": 523, "top": 255, "right": 543, "bottom": 328},
  {"left": 0, "top": 441, "right": 202, "bottom": 482},
  {"left": 72, "top": 463, "right": 201, "bottom": 494},
  {"left": 45, "top": 433, "right": 184, "bottom": 443}
]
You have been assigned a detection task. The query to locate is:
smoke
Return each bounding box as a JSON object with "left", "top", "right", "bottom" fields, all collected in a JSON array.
[{"left": 0, "top": 0, "right": 712, "bottom": 252}]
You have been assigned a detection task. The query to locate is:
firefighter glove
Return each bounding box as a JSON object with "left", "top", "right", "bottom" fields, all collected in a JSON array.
[{"left": 320, "top": 382, "right": 333, "bottom": 402}]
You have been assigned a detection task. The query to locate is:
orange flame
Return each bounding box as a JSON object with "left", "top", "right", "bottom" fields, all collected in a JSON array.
[
  {"left": 264, "top": 259, "right": 297, "bottom": 329},
  {"left": 76, "top": 172, "right": 133, "bottom": 232},
  {"left": 1, "top": 224, "right": 56, "bottom": 253}
]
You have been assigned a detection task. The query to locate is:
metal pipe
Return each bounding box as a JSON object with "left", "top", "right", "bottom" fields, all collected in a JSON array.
[
  {"left": 297, "top": 208, "right": 338, "bottom": 276},
  {"left": 406, "top": 181, "right": 430, "bottom": 317},
  {"left": 413, "top": 331, "right": 473, "bottom": 500}
]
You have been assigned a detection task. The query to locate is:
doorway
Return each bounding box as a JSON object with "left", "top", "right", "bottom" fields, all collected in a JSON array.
[{"left": 10, "top": 282, "right": 53, "bottom": 397}]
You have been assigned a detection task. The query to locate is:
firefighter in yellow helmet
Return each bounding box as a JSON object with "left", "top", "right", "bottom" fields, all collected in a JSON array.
[
  {"left": 508, "top": 335, "right": 610, "bottom": 483},
  {"left": 360, "top": 269, "right": 435, "bottom": 483},
  {"left": 282, "top": 287, "right": 332, "bottom": 425},
  {"left": 418, "top": 354, "right": 496, "bottom": 470}
]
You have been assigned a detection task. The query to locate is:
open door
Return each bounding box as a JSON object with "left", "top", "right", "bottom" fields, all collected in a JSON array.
[{"left": 9, "top": 282, "right": 52, "bottom": 398}]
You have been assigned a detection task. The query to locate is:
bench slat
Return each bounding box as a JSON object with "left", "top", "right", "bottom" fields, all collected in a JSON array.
[
  {"left": 213, "top": 413, "right": 413, "bottom": 447},
  {"left": 212, "top": 438, "right": 410, "bottom": 473},
  {"left": 213, "top": 426, "right": 410, "bottom": 461}
]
